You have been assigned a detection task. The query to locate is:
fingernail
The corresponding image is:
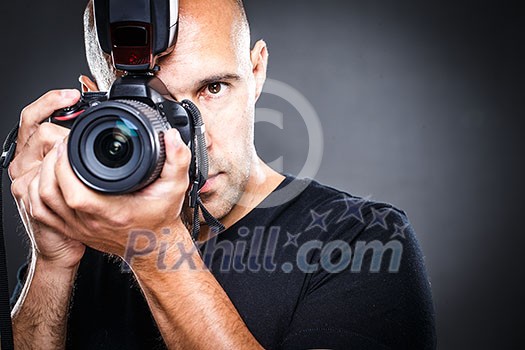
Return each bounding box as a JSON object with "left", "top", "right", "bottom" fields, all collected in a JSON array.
[
  {"left": 60, "top": 89, "right": 78, "bottom": 99},
  {"left": 57, "top": 142, "right": 65, "bottom": 158}
]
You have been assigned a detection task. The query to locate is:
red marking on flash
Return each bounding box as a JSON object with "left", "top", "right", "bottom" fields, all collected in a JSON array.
[{"left": 129, "top": 53, "right": 139, "bottom": 64}]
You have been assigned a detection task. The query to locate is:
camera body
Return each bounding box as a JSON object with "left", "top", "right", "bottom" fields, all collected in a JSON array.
[
  {"left": 52, "top": 75, "right": 196, "bottom": 193},
  {"left": 51, "top": 0, "right": 206, "bottom": 194}
]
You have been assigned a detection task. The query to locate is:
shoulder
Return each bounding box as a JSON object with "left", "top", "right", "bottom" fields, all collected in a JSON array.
[
  {"left": 276, "top": 177, "right": 437, "bottom": 348},
  {"left": 278, "top": 175, "right": 411, "bottom": 243}
]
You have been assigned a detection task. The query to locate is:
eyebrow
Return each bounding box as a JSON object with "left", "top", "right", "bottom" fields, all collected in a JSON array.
[{"left": 197, "top": 73, "right": 242, "bottom": 87}]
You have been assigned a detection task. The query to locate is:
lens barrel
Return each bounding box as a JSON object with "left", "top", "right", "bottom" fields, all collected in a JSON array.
[{"left": 67, "top": 99, "right": 170, "bottom": 193}]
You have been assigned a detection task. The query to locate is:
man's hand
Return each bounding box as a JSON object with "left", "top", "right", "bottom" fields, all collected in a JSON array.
[
  {"left": 9, "top": 89, "right": 86, "bottom": 268},
  {"left": 9, "top": 89, "right": 88, "bottom": 349},
  {"left": 9, "top": 88, "right": 262, "bottom": 349},
  {"left": 32, "top": 127, "right": 192, "bottom": 259}
]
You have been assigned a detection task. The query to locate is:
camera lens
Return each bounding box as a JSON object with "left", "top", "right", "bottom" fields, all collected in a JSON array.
[
  {"left": 94, "top": 128, "right": 134, "bottom": 168},
  {"left": 80, "top": 116, "right": 143, "bottom": 183},
  {"left": 68, "top": 100, "right": 169, "bottom": 193}
]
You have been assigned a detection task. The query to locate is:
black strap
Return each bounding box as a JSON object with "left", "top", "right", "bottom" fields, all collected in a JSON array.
[
  {"left": 0, "top": 126, "right": 18, "bottom": 350},
  {"left": 191, "top": 196, "right": 225, "bottom": 242},
  {"left": 181, "top": 99, "right": 225, "bottom": 242}
]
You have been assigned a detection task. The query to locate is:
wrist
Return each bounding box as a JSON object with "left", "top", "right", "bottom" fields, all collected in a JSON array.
[
  {"left": 33, "top": 252, "right": 82, "bottom": 274},
  {"left": 124, "top": 224, "right": 205, "bottom": 279}
]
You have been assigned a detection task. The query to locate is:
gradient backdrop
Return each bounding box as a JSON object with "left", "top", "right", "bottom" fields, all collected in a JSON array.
[{"left": 1, "top": 0, "right": 523, "bottom": 348}]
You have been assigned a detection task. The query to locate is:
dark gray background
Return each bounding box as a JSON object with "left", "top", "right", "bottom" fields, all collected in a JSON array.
[{"left": 1, "top": 0, "right": 523, "bottom": 348}]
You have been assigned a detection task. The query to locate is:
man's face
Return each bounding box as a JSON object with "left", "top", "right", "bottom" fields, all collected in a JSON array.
[{"left": 156, "top": 1, "right": 258, "bottom": 221}]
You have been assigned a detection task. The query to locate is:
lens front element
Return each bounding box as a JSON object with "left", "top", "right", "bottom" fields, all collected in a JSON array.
[
  {"left": 93, "top": 124, "right": 135, "bottom": 169},
  {"left": 68, "top": 100, "right": 168, "bottom": 193}
]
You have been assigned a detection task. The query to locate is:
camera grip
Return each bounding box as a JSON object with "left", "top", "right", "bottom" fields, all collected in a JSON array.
[
  {"left": 49, "top": 99, "right": 86, "bottom": 128},
  {"left": 49, "top": 91, "right": 107, "bottom": 128}
]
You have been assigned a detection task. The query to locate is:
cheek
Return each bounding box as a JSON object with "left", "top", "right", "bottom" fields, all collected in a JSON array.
[
  {"left": 202, "top": 87, "right": 255, "bottom": 145},
  {"left": 211, "top": 110, "right": 253, "bottom": 161}
]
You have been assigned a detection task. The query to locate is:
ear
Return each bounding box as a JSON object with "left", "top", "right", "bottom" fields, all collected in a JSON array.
[
  {"left": 78, "top": 75, "right": 99, "bottom": 92},
  {"left": 250, "top": 40, "right": 268, "bottom": 102}
]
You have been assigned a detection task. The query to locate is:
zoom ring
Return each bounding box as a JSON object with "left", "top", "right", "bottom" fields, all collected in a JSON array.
[{"left": 116, "top": 99, "right": 169, "bottom": 188}]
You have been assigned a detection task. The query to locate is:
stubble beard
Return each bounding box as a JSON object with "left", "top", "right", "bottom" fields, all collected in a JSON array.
[
  {"left": 201, "top": 156, "right": 251, "bottom": 220},
  {"left": 180, "top": 155, "right": 251, "bottom": 228}
]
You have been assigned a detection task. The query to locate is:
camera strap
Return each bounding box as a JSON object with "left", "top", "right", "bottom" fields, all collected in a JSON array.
[
  {"left": 181, "top": 100, "right": 225, "bottom": 241},
  {"left": 0, "top": 125, "right": 18, "bottom": 350}
]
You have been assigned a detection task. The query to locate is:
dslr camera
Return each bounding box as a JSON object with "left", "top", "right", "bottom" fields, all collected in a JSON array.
[{"left": 51, "top": 0, "right": 207, "bottom": 195}]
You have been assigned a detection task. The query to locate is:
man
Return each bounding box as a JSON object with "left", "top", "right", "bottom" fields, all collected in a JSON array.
[{"left": 8, "top": 0, "right": 436, "bottom": 348}]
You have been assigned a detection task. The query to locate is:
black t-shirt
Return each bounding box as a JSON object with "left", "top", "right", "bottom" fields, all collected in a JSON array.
[{"left": 13, "top": 176, "right": 436, "bottom": 349}]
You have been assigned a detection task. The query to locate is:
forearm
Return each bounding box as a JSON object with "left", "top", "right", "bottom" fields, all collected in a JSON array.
[
  {"left": 131, "top": 229, "right": 263, "bottom": 349},
  {"left": 11, "top": 254, "right": 78, "bottom": 350}
]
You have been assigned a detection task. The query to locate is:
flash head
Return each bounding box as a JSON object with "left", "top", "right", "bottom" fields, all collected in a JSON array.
[{"left": 94, "top": 0, "right": 179, "bottom": 71}]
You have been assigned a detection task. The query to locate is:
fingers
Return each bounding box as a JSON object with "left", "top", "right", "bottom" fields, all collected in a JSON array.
[
  {"left": 17, "top": 89, "right": 80, "bottom": 155},
  {"left": 54, "top": 142, "right": 104, "bottom": 215},
  {"left": 38, "top": 144, "right": 75, "bottom": 224},
  {"left": 11, "top": 167, "right": 38, "bottom": 212},
  {"left": 9, "top": 123, "right": 69, "bottom": 180},
  {"left": 10, "top": 167, "right": 57, "bottom": 246},
  {"left": 159, "top": 129, "right": 191, "bottom": 190},
  {"left": 28, "top": 168, "right": 66, "bottom": 232}
]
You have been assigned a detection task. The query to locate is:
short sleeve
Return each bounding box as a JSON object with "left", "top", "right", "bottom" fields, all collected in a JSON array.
[{"left": 280, "top": 208, "right": 436, "bottom": 349}]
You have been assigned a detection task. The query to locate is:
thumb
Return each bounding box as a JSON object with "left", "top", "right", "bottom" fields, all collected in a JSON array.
[{"left": 159, "top": 129, "right": 192, "bottom": 188}]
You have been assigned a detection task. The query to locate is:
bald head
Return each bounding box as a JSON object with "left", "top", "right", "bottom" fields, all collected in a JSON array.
[
  {"left": 83, "top": 0, "right": 272, "bottom": 222},
  {"left": 178, "top": 0, "right": 250, "bottom": 52},
  {"left": 83, "top": 0, "right": 251, "bottom": 90}
]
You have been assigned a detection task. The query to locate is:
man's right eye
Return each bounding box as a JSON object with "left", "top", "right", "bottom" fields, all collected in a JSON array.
[
  {"left": 199, "top": 82, "right": 230, "bottom": 100},
  {"left": 207, "top": 83, "right": 222, "bottom": 94}
]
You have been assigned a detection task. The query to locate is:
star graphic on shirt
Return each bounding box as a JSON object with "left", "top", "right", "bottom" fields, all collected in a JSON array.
[
  {"left": 305, "top": 209, "right": 332, "bottom": 232},
  {"left": 336, "top": 195, "right": 367, "bottom": 224},
  {"left": 390, "top": 223, "right": 408, "bottom": 239},
  {"left": 283, "top": 231, "right": 302, "bottom": 248},
  {"left": 367, "top": 207, "right": 391, "bottom": 230}
]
